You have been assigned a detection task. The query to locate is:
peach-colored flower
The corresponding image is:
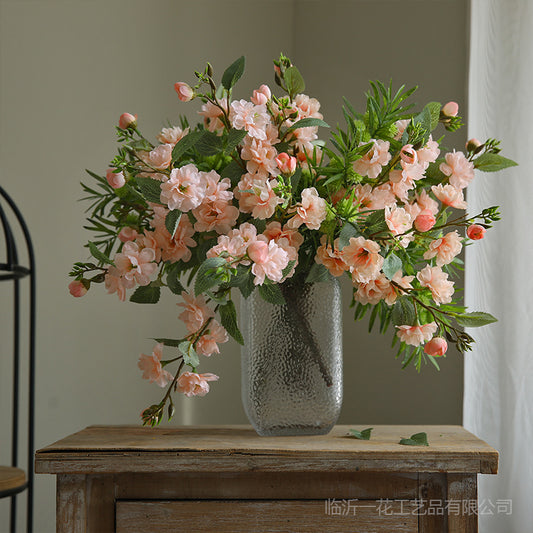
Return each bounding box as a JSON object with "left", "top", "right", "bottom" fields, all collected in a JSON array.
[
  {"left": 135, "top": 230, "right": 162, "bottom": 263},
  {"left": 431, "top": 184, "right": 467, "bottom": 209},
  {"left": 315, "top": 236, "right": 348, "bottom": 277},
  {"left": 198, "top": 99, "right": 227, "bottom": 134},
  {"left": 142, "top": 144, "right": 173, "bottom": 171},
  {"left": 414, "top": 209, "right": 437, "bottom": 232},
  {"left": 104, "top": 266, "right": 135, "bottom": 301},
  {"left": 263, "top": 221, "right": 304, "bottom": 249},
  {"left": 178, "top": 292, "right": 214, "bottom": 334},
  {"left": 385, "top": 206, "right": 412, "bottom": 236},
  {"left": 241, "top": 137, "right": 279, "bottom": 178},
  {"left": 276, "top": 152, "right": 297, "bottom": 175},
  {"left": 106, "top": 169, "right": 125, "bottom": 189},
  {"left": 138, "top": 343, "right": 173, "bottom": 388},
  {"left": 354, "top": 274, "right": 391, "bottom": 305},
  {"left": 467, "top": 224, "right": 486, "bottom": 240},
  {"left": 230, "top": 222, "right": 258, "bottom": 245},
  {"left": 417, "top": 137, "right": 440, "bottom": 166},
  {"left": 174, "top": 82, "right": 194, "bottom": 102},
  {"left": 177, "top": 372, "right": 219, "bottom": 397},
  {"left": 416, "top": 189, "right": 439, "bottom": 215},
  {"left": 161, "top": 164, "right": 206, "bottom": 212},
  {"left": 396, "top": 322, "right": 438, "bottom": 346},
  {"left": 287, "top": 187, "right": 327, "bottom": 231},
  {"left": 157, "top": 126, "right": 189, "bottom": 145},
  {"left": 118, "top": 112, "right": 137, "bottom": 130},
  {"left": 403, "top": 201, "right": 421, "bottom": 221},
  {"left": 207, "top": 235, "right": 246, "bottom": 262},
  {"left": 417, "top": 265, "right": 455, "bottom": 305},
  {"left": 251, "top": 84, "right": 271, "bottom": 105},
  {"left": 118, "top": 227, "right": 139, "bottom": 243},
  {"left": 440, "top": 151, "right": 474, "bottom": 190},
  {"left": 369, "top": 183, "right": 397, "bottom": 210},
  {"left": 394, "top": 119, "right": 410, "bottom": 140},
  {"left": 68, "top": 280, "right": 87, "bottom": 297},
  {"left": 114, "top": 241, "right": 157, "bottom": 286},
  {"left": 423, "top": 230, "right": 462, "bottom": 266},
  {"left": 353, "top": 140, "right": 391, "bottom": 180},
  {"left": 424, "top": 337, "right": 448, "bottom": 357},
  {"left": 250, "top": 240, "right": 290, "bottom": 285},
  {"left": 382, "top": 270, "right": 414, "bottom": 305},
  {"left": 342, "top": 236, "right": 384, "bottom": 283},
  {"left": 293, "top": 94, "right": 323, "bottom": 120},
  {"left": 230, "top": 100, "right": 270, "bottom": 140},
  {"left": 235, "top": 173, "right": 282, "bottom": 219},
  {"left": 196, "top": 321, "right": 229, "bottom": 356}
]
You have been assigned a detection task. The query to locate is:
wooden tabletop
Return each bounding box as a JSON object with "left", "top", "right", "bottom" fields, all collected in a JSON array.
[{"left": 35, "top": 425, "right": 498, "bottom": 475}]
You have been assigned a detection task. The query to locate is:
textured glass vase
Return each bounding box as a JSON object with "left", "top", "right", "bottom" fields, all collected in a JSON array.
[{"left": 241, "top": 274, "right": 343, "bottom": 436}]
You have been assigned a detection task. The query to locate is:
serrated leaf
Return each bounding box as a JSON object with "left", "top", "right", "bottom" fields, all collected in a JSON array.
[
  {"left": 154, "top": 338, "right": 183, "bottom": 348},
  {"left": 221, "top": 55, "right": 245, "bottom": 90},
  {"left": 171, "top": 130, "right": 203, "bottom": 162},
  {"left": 135, "top": 177, "right": 163, "bottom": 204},
  {"left": 382, "top": 253, "right": 402, "bottom": 280},
  {"left": 229, "top": 266, "right": 255, "bottom": 299},
  {"left": 178, "top": 341, "right": 200, "bottom": 368},
  {"left": 454, "top": 311, "right": 497, "bottom": 328},
  {"left": 166, "top": 267, "right": 185, "bottom": 295},
  {"left": 348, "top": 427, "right": 373, "bottom": 440},
  {"left": 474, "top": 153, "right": 518, "bottom": 172},
  {"left": 130, "top": 284, "right": 161, "bottom": 304},
  {"left": 290, "top": 167, "right": 302, "bottom": 191},
  {"left": 220, "top": 160, "right": 245, "bottom": 187},
  {"left": 219, "top": 300, "right": 244, "bottom": 345},
  {"left": 258, "top": 283, "right": 286, "bottom": 305},
  {"left": 87, "top": 241, "right": 114, "bottom": 265},
  {"left": 338, "top": 222, "right": 362, "bottom": 249},
  {"left": 194, "top": 257, "right": 228, "bottom": 296},
  {"left": 399, "top": 432, "right": 429, "bottom": 446},
  {"left": 282, "top": 260, "right": 296, "bottom": 278},
  {"left": 286, "top": 117, "right": 329, "bottom": 132},
  {"left": 391, "top": 297, "right": 416, "bottom": 326},
  {"left": 305, "top": 263, "right": 330, "bottom": 284},
  {"left": 165, "top": 209, "right": 182, "bottom": 238},
  {"left": 225, "top": 128, "right": 247, "bottom": 154},
  {"left": 284, "top": 66, "right": 305, "bottom": 97}
]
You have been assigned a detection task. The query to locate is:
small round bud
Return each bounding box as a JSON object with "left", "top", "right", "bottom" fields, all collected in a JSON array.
[
  {"left": 275, "top": 152, "right": 297, "bottom": 175},
  {"left": 400, "top": 144, "right": 418, "bottom": 165},
  {"left": 174, "top": 82, "right": 194, "bottom": 102},
  {"left": 118, "top": 112, "right": 137, "bottom": 130},
  {"left": 467, "top": 224, "right": 486, "bottom": 240},
  {"left": 424, "top": 337, "right": 448, "bottom": 357},
  {"left": 466, "top": 138, "right": 482, "bottom": 152},
  {"left": 69, "top": 280, "right": 88, "bottom": 298},
  {"left": 106, "top": 169, "right": 125, "bottom": 189},
  {"left": 442, "top": 101, "right": 459, "bottom": 117},
  {"left": 414, "top": 209, "right": 437, "bottom": 232}
]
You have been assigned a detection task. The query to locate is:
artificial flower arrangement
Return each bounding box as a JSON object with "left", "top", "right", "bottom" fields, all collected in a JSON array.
[{"left": 69, "top": 54, "right": 516, "bottom": 426}]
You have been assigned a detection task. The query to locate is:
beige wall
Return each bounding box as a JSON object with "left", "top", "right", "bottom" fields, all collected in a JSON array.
[{"left": 0, "top": 1, "right": 468, "bottom": 530}]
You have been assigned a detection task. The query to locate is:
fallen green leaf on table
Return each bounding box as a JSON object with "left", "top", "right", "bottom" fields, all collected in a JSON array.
[
  {"left": 348, "top": 428, "right": 373, "bottom": 440},
  {"left": 399, "top": 432, "right": 429, "bottom": 446}
]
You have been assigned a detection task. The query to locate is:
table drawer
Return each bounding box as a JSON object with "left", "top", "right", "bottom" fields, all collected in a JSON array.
[{"left": 116, "top": 499, "right": 418, "bottom": 533}]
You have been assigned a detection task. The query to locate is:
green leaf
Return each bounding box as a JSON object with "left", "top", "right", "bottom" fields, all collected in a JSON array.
[
  {"left": 286, "top": 117, "right": 330, "bottom": 132},
  {"left": 474, "top": 153, "right": 518, "bottom": 172},
  {"left": 282, "top": 260, "right": 296, "bottom": 279},
  {"left": 348, "top": 427, "right": 373, "bottom": 440},
  {"left": 219, "top": 300, "right": 244, "bottom": 345},
  {"left": 128, "top": 138, "right": 153, "bottom": 151},
  {"left": 130, "top": 284, "right": 161, "bottom": 304},
  {"left": 363, "top": 210, "right": 388, "bottom": 234},
  {"left": 221, "top": 55, "right": 245, "bottom": 90},
  {"left": 454, "top": 311, "right": 497, "bottom": 328},
  {"left": 178, "top": 341, "right": 200, "bottom": 368},
  {"left": 165, "top": 209, "right": 182, "bottom": 238},
  {"left": 166, "top": 267, "right": 185, "bottom": 295},
  {"left": 258, "top": 283, "right": 286, "bottom": 305},
  {"left": 154, "top": 338, "right": 183, "bottom": 348},
  {"left": 194, "top": 257, "right": 228, "bottom": 296},
  {"left": 171, "top": 130, "right": 203, "bottom": 162},
  {"left": 225, "top": 128, "right": 247, "bottom": 154},
  {"left": 305, "top": 263, "right": 330, "bottom": 284},
  {"left": 338, "top": 222, "right": 362, "bottom": 249},
  {"left": 220, "top": 160, "right": 245, "bottom": 187},
  {"left": 290, "top": 167, "right": 302, "bottom": 191},
  {"left": 284, "top": 66, "right": 305, "bottom": 97},
  {"left": 195, "top": 130, "right": 224, "bottom": 156},
  {"left": 135, "top": 177, "right": 163, "bottom": 204},
  {"left": 87, "top": 241, "right": 114, "bottom": 265},
  {"left": 399, "top": 432, "right": 429, "bottom": 446},
  {"left": 229, "top": 266, "right": 255, "bottom": 299},
  {"left": 391, "top": 297, "right": 416, "bottom": 326},
  {"left": 425, "top": 102, "right": 441, "bottom": 131},
  {"left": 382, "top": 253, "right": 402, "bottom": 280}
]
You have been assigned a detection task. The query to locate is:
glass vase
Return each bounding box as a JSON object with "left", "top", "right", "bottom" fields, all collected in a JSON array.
[{"left": 240, "top": 274, "right": 343, "bottom": 436}]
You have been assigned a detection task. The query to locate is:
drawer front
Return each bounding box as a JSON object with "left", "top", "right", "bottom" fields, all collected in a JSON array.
[{"left": 116, "top": 499, "right": 418, "bottom": 533}]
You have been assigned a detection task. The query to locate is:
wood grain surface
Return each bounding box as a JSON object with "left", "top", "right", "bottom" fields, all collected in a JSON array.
[{"left": 0, "top": 465, "right": 26, "bottom": 492}]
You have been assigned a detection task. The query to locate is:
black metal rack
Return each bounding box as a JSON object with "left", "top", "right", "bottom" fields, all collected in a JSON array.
[{"left": 0, "top": 185, "right": 35, "bottom": 533}]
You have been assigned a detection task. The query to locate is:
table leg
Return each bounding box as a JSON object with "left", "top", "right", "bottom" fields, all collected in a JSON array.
[
  {"left": 56, "top": 475, "right": 86, "bottom": 533},
  {"left": 447, "top": 473, "right": 478, "bottom": 532}
]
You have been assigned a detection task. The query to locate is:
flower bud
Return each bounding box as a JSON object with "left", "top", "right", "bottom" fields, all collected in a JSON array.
[
  {"left": 424, "top": 337, "right": 448, "bottom": 357},
  {"left": 247, "top": 240, "right": 269, "bottom": 264},
  {"left": 441, "top": 101, "right": 459, "bottom": 117},
  {"left": 275, "top": 152, "right": 297, "bottom": 175},
  {"left": 174, "top": 82, "right": 194, "bottom": 102},
  {"left": 414, "top": 209, "right": 437, "bottom": 232},
  {"left": 467, "top": 224, "right": 486, "bottom": 240},
  {"left": 251, "top": 90, "right": 268, "bottom": 106},
  {"left": 118, "top": 227, "right": 139, "bottom": 243},
  {"left": 106, "top": 169, "right": 126, "bottom": 189},
  {"left": 400, "top": 144, "right": 418, "bottom": 165},
  {"left": 118, "top": 112, "right": 137, "bottom": 130},
  {"left": 69, "top": 280, "right": 88, "bottom": 298},
  {"left": 466, "top": 138, "right": 482, "bottom": 152}
]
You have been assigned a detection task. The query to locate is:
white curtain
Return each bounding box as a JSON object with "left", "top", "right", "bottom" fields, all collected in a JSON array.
[{"left": 465, "top": 1, "right": 533, "bottom": 531}]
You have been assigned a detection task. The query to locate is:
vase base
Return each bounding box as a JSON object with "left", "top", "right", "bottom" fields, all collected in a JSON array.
[{"left": 252, "top": 424, "right": 335, "bottom": 437}]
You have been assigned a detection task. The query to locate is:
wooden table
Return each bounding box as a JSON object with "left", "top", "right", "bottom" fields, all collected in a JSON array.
[{"left": 35, "top": 425, "right": 498, "bottom": 533}]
